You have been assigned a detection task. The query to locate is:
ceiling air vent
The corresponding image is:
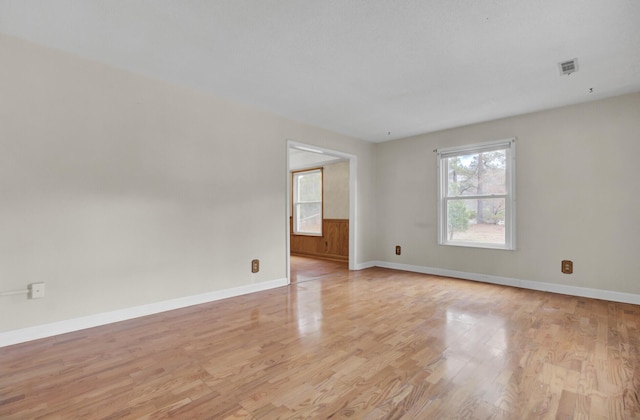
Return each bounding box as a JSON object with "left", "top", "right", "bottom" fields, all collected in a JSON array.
[{"left": 559, "top": 58, "right": 578, "bottom": 75}]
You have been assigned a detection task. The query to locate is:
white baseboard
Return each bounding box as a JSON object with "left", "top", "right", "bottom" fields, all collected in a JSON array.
[
  {"left": 354, "top": 261, "right": 377, "bottom": 270},
  {"left": 4, "top": 262, "right": 638, "bottom": 348},
  {"left": 373, "top": 261, "right": 640, "bottom": 305},
  {"left": 0, "top": 278, "right": 288, "bottom": 348}
]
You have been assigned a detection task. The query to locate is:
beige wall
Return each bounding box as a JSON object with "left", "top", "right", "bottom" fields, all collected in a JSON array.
[
  {"left": 2, "top": 33, "right": 638, "bottom": 335},
  {"left": 375, "top": 92, "right": 640, "bottom": 294},
  {"left": 0, "top": 36, "right": 375, "bottom": 332},
  {"left": 323, "top": 161, "right": 349, "bottom": 219}
]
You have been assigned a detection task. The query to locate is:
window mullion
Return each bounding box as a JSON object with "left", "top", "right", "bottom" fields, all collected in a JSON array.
[{"left": 446, "top": 194, "right": 508, "bottom": 200}]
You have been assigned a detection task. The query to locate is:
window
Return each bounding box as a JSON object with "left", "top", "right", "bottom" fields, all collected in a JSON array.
[
  {"left": 293, "top": 168, "right": 323, "bottom": 235},
  {"left": 437, "top": 138, "right": 515, "bottom": 249}
]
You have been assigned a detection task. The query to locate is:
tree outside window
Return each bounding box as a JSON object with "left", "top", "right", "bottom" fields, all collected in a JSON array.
[{"left": 438, "top": 139, "right": 515, "bottom": 249}]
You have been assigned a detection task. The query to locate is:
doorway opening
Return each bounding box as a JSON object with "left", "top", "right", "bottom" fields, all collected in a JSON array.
[{"left": 286, "top": 141, "right": 357, "bottom": 284}]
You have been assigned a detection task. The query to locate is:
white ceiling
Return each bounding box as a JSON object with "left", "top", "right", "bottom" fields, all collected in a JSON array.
[{"left": 1, "top": 1, "right": 639, "bottom": 142}]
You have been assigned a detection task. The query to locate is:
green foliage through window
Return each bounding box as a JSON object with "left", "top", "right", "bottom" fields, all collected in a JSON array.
[{"left": 438, "top": 139, "right": 515, "bottom": 249}]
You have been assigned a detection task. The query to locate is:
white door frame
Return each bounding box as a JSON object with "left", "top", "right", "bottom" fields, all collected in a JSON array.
[{"left": 286, "top": 140, "right": 357, "bottom": 284}]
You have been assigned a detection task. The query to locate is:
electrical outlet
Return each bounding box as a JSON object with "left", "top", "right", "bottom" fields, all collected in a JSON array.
[
  {"left": 30, "top": 282, "right": 45, "bottom": 299},
  {"left": 561, "top": 260, "right": 573, "bottom": 274},
  {"left": 251, "top": 259, "right": 260, "bottom": 273},
  {"left": 395, "top": 245, "right": 401, "bottom": 255}
]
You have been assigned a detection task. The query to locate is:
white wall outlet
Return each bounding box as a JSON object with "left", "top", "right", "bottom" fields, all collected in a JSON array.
[{"left": 30, "top": 282, "right": 45, "bottom": 299}]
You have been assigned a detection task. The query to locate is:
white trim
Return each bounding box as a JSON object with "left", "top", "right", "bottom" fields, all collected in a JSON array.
[
  {"left": 372, "top": 261, "right": 640, "bottom": 305},
  {"left": 286, "top": 143, "right": 292, "bottom": 285},
  {"left": 290, "top": 145, "right": 324, "bottom": 154},
  {"left": 292, "top": 168, "right": 323, "bottom": 236},
  {"left": 348, "top": 157, "right": 357, "bottom": 271},
  {"left": 0, "top": 278, "right": 288, "bottom": 348},
  {"left": 354, "top": 261, "right": 377, "bottom": 270},
  {"left": 436, "top": 137, "right": 515, "bottom": 157}
]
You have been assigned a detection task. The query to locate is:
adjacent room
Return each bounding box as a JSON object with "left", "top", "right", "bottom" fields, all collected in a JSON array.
[
  {"left": 1, "top": 1, "right": 639, "bottom": 418},
  {"left": 289, "top": 145, "right": 351, "bottom": 283}
]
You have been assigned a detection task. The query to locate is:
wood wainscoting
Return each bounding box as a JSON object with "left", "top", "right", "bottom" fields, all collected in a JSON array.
[{"left": 290, "top": 218, "right": 349, "bottom": 261}]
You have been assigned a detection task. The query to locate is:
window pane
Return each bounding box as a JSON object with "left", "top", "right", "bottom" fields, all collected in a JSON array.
[
  {"left": 297, "top": 171, "right": 322, "bottom": 202},
  {"left": 447, "top": 154, "right": 475, "bottom": 196},
  {"left": 447, "top": 150, "right": 506, "bottom": 197},
  {"left": 446, "top": 198, "right": 506, "bottom": 244},
  {"left": 293, "top": 168, "right": 323, "bottom": 235},
  {"left": 296, "top": 203, "right": 322, "bottom": 234}
]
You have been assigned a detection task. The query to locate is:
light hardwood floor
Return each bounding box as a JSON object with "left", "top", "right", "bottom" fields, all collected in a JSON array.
[
  {"left": 1, "top": 261, "right": 639, "bottom": 418},
  {"left": 289, "top": 255, "right": 348, "bottom": 283}
]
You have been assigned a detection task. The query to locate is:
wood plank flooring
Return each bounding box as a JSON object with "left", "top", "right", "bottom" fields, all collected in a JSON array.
[
  {"left": 289, "top": 255, "right": 348, "bottom": 283},
  {"left": 1, "top": 261, "right": 639, "bottom": 418}
]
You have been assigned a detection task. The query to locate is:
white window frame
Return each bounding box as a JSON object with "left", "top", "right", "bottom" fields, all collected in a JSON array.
[
  {"left": 437, "top": 138, "right": 516, "bottom": 250},
  {"left": 292, "top": 168, "right": 323, "bottom": 236}
]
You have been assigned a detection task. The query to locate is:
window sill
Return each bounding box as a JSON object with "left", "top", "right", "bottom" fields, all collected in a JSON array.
[{"left": 440, "top": 241, "right": 515, "bottom": 251}]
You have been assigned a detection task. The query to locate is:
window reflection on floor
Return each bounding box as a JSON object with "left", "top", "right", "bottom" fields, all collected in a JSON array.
[
  {"left": 289, "top": 256, "right": 347, "bottom": 335},
  {"left": 288, "top": 282, "right": 324, "bottom": 337},
  {"left": 446, "top": 307, "right": 507, "bottom": 360}
]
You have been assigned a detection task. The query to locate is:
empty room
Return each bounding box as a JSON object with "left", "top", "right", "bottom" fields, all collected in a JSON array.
[{"left": 1, "top": 1, "right": 639, "bottom": 418}]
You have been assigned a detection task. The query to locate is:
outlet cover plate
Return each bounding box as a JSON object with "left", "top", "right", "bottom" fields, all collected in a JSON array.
[
  {"left": 30, "top": 282, "right": 45, "bottom": 299},
  {"left": 561, "top": 260, "right": 573, "bottom": 274}
]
